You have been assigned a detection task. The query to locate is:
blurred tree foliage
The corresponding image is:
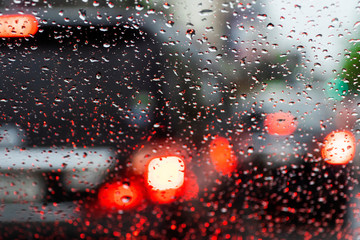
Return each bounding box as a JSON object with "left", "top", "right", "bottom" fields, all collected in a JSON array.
[{"left": 341, "top": 43, "right": 360, "bottom": 92}]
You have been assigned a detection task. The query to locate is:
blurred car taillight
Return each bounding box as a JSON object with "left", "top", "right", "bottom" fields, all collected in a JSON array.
[
  {"left": 209, "top": 136, "right": 237, "bottom": 175},
  {"left": 94, "top": 140, "right": 199, "bottom": 210},
  {"left": 264, "top": 112, "right": 297, "bottom": 136},
  {"left": 98, "top": 178, "right": 144, "bottom": 211},
  {"left": 0, "top": 14, "right": 38, "bottom": 37}
]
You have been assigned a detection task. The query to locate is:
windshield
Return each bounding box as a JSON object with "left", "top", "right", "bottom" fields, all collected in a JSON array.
[{"left": 0, "top": 0, "right": 360, "bottom": 239}]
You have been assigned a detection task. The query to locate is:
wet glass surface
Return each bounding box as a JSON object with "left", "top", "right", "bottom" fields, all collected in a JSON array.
[{"left": 0, "top": 1, "right": 360, "bottom": 239}]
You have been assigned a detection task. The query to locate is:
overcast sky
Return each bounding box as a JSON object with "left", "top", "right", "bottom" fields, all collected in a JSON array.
[{"left": 266, "top": 0, "right": 359, "bottom": 78}]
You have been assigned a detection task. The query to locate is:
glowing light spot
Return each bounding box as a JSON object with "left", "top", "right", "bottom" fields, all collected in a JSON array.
[
  {"left": 98, "top": 179, "right": 143, "bottom": 210},
  {"left": 264, "top": 112, "right": 297, "bottom": 136},
  {"left": 209, "top": 136, "right": 237, "bottom": 175},
  {"left": 147, "top": 156, "right": 185, "bottom": 190},
  {"left": 322, "top": 130, "right": 356, "bottom": 165},
  {"left": 0, "top": 15, "right": 38, "bottom": 37},
  {"left": 146, "top": 156, "right": 185, "bottom": 204}
]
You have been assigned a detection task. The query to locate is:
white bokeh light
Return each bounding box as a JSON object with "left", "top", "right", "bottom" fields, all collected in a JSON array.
[{"left": 147, "top": 156, "right": 185, "bottom": 191}]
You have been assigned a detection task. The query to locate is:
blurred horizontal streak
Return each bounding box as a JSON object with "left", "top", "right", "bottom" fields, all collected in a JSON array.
[
  {"left": 5, "top": 7, "right": 162, "bottom": 29},
  {"left": 0, "top": 147, "right": 115, "bottom": 171},
  {"left": 11, "top": 7, "right": 134, "bottom": 26},
  {"left": 0, "top": 202, "right": 79, "bottom": 222}
]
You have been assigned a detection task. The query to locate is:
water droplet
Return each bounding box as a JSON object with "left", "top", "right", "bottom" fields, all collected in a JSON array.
[
  {"left": 165, "top": 20, "right": 174, "bottom": 28},
  {"left": 297, "top": 45, "right": 304, "bottom": 51},
  {"left": 78, "top": 9, "right": 86, "bottom": 21},
  {"left": 305, "top": 84, "right": 313, "bottom": 90},
  {"left": 354, "top": 21, "right": 360, "bottom": 28},
  {"left": 163, "top": 2, "right": 170, "bottom": 9},
  {"left": 199, "top": 9, "right": 213, "bottom": 16},
  {"left": 107, "top": 1, "right": 114, "bottom": 8},
  {"left": 135, "top": 4, "right": 144, "bottom": 11},
  {"left": 122, "top": 182, "right": 130, "bottom": 188},
  {"left": 121, "top": 196, "right": 132, "bottom": 203},
  {"left": 267, "top": 23, "right": 274, "bottom": 29},
  {"left": 209, "top": 46, "right": 217, "bottom": 52},
  {"left": 186, "top": 29, "right": 195, "bottom": 40},
  {"left": 220, "top": 35, "right": 228, "bottom": 40},
  {"left": 257, "top": 14, "right": 267, "bottom": 20},
  {"left": 147, "top": 9, "right": 156, "bottom": 14}
]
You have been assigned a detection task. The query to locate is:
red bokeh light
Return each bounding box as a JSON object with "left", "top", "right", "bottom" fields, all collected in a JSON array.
[
  {"left": 322, "top": 130, "right": 356, "bottom": 165},
  {"left": 181, "top": 170, "right": 199, "bottom": 201},
  {"left": 264, "top": 112, "right": 297, "bottom": 136},
  {"left": 209, "top": 136, "right": 237, "bottom": 175},
  {"left": 0, "top": 14, "right": 38, "bottom": 37},
  {"left": 98, "top": 179, "right": 143, "bottom": 210}
]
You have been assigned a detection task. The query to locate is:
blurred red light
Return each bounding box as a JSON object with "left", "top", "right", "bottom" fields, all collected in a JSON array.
[
  {"left": 264, "top": 112, "right": 297, "bottom": 136},
  {"left": 209, "top": 136, "right": 237, "bottom": 175},
  {"left": 98, "top": 179, "right": 143, "bottom": 210},
  {"left": 322, "top": 130, "right": 356, "bottom": 165},
  {"left": 0, "top": 14, "right": 38, "bottom": 37},
  {"left": 147, "top": 188, "right": 179, "bottom": 204},
  {"left": 181, "top": 170, "right": 199, "bottom": 201},
  {"left": 145, "top": 156, "right": 185, "bottom": 204}
]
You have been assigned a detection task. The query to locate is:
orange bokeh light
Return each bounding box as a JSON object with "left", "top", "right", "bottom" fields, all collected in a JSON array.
[
  {"left": 98, "top": 179, "right": 143, "bottom": 210},
  {"left": 264, "top": 112, "right": 297, "bottom": 136},
  {"left": 0, "top": 14, "right": 38, "bottom": 37},
  {"left": 209, "top": 136, "right": 237, "bottom": 175},
  {"left": 322, "top": 130, "right": 356, "bottom": 165},
  {"left": 145, "top": 156, "right": 185, "bottom": 204}
]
